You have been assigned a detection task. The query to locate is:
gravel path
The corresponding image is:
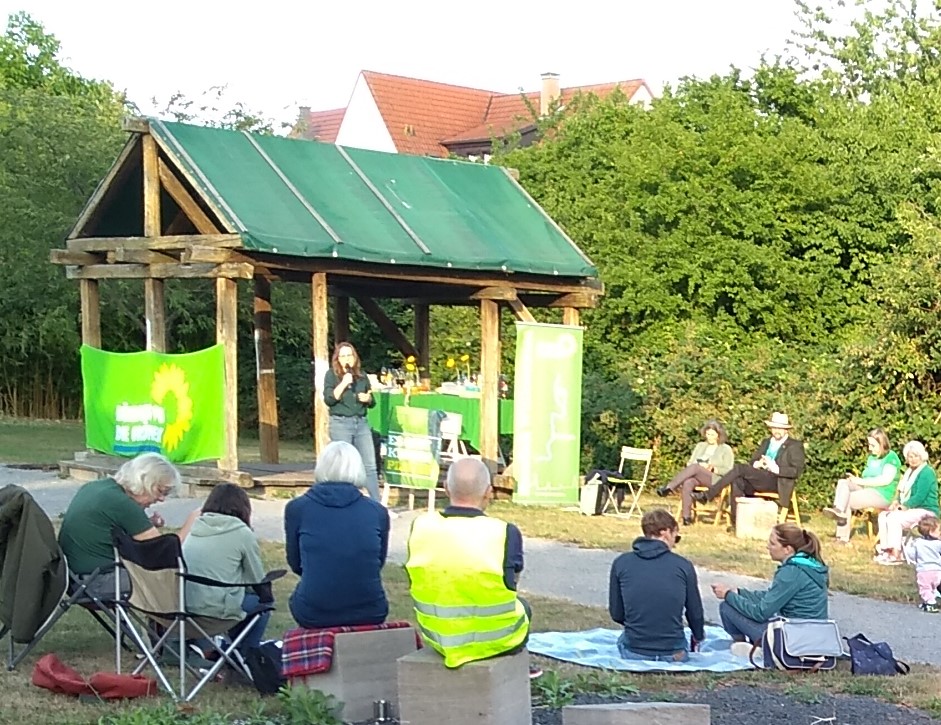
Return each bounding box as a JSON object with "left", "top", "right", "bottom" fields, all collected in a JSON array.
[{"left": 5, "top": 467, "right": 939, "bottom": 668}]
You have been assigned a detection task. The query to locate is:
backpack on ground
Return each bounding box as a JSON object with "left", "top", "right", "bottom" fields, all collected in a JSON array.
[
  {"left": 845, "top": 633, "right": 910, "bottom": 676},
  {"left": 242, "top": 640, "right": 285, "bottom": 695}
]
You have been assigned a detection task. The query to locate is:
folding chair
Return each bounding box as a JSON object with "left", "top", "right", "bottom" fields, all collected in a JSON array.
[
  {"left": 754, "top": 490, "right": 802, "bottom": 524},
  {"left": 596, "top": 446, "right": 653, "bottom": 518},
  {"left": 111, "top": 530, "right": 285, "bottom": 701},
  {"left": 0, "top": 485, "right": 127, "bottom": 670},
  {"left": 439, "top": 413, "right": 468, "bottom": 461}
]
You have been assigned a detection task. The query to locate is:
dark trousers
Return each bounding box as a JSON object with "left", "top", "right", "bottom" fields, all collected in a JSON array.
[
  {"left": 665, "top": 463, "right": 713, "bottom": 519},
  {"left": 704, "top": 463, "right": 777, "bottom": 523}
]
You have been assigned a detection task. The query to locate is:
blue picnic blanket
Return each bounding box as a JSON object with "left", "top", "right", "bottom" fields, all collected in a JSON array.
[{"left": 528, "top": 626, "right": 758, "bottom": 672}]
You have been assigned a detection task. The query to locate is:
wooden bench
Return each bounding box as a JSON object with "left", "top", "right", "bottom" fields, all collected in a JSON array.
[{"left": 563, "top": 702, "right": 711, "bottom": 725}]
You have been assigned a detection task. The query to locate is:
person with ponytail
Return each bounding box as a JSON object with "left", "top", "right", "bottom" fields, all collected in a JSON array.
[{"left": 711, "top": 524, "right": 829, "bottom": 644}]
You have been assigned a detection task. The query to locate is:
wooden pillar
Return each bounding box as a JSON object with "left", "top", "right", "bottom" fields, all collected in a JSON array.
[
  {"left": 563, "top": 307, "right": 580, "bottom": 327},
  {"left": 479, "top": 299, "right": 500, "bottom": 473},
  {"left": 312, "top": 272, "right": 330, "bottom": 455},
  {"left": 334, "top": 296, "right": 350, "bottom": 344},
  {"left": 415, "top": 304, "right": 430, "bottom": 389},
  {"left": 216, "top": 278, "right": 239, "bottom": 471},
  {"left": 80, "top": 279, "right": 101, "bottom": 348},
  {"left": 254, "top": 276, "right": 279, "bottom": 463},
  {"left": 142, "top": 133, "right": 166, "bottom": 351}
]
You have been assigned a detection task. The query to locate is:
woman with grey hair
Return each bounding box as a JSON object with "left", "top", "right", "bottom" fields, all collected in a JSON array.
[
  {"left": 284, "top": 441, "right": 390, "bottom": 627},
  {"left": 874, "top": 440, "right": 940, "bottom": 565},
  {"left": 656, "top": 419, "right": 735, "bottom": 526},
  {"left": 59, "top": 452, "right": 191, "bottom": 597}
]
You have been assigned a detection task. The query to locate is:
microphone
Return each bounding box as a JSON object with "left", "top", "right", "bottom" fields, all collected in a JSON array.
[{"left": 345, "top": 364, "right": 353, "bottom": 377}]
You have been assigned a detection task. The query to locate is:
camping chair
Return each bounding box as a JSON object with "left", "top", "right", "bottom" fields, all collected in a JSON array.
[
  {"left": 111, "top": 529, "right": 285, "bottom": 701},
  {"left": 0, "top": 485, "right": 128, "bottom": 671},
  {"left": 592, "top": 446, "right": 653, "bottom": 518}
]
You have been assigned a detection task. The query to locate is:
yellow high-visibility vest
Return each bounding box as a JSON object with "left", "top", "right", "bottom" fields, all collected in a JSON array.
[{"left": 405, "top": 512, "right": 529, "bottom": 668}]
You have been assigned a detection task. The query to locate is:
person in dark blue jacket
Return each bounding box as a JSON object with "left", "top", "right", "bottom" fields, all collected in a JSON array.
[
  {"left": 608, "top": 509, "right": 705, "bottom": 662},
  {"left": 284, "top": 441, "right": 390, "bottom": 628}
]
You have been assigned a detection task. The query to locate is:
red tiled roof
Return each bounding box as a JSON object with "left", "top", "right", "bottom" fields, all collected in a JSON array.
[
  {"left": 296, "top": 107, "right": 346, "bottom": 143},
  {"left": 301, "top": 73, "right": 650, "bottom": 156},
  {"left": 361, "top": 71, "right": 494, "bottom": 157}
]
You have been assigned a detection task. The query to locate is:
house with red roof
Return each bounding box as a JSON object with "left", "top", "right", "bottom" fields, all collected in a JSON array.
[{"left": 294, "top": 71, "right": 652, "bottom": 159}]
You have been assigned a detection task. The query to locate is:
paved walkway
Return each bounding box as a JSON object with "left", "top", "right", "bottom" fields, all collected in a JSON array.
[{"left": 9, "top": 469, "right": 935, "bottom": 665}]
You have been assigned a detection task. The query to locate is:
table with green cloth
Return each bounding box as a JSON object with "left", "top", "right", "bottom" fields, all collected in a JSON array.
[{"left": 367, "top": 391, "right": 514, "bottom": 451}]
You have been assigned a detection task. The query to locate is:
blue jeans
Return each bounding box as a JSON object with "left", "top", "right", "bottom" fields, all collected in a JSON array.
[
  {"left": 617, "top": 630, "right": 689, "bottom": 662},
  {"left": 719, "top": 600, "right": 766, "bottom": 644},
  {"left": 233, "top": 593, "right": 270, "bottom": 651},
  {"left": 328, "top": 415, "right": 379, "bottom": 500}
]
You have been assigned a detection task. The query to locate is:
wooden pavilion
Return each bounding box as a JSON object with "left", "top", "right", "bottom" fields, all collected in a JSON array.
[{"left": 50, "top": 117, "right": 602, "bottom": 486}]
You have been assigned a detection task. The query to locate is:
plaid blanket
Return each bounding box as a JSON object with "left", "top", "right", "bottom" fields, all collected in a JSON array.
[{"left": 282, "top": 621, "right": 420, "bottom": 679}]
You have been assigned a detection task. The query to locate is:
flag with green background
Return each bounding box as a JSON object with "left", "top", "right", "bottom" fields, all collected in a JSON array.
[
  {"left": 512, "top": 322, "right": 583, "bottom": 505},
  {"left": 81, "top": 344, "right": 225, "bottom": 464}
]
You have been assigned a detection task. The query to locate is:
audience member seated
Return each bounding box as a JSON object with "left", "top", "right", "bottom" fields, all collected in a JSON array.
[
  {"left": 182, "top": 484, "right": 270, "bottom": 652},
  {"left": 284, "top": 441, "right": 389, "bottom": 628},
  {"left": 405, "top": 457, "right": 530, "bottom": 669},
  {"left": 608, "top": 509, "right": 705, "bottom": 662},
  {"left": 823, "top": 427, "right": 901, "bottom": 543},
  {"left": 692, "top": 412, "right": 805, "bottom": 526},
  {"left": 873, "top": 440, "right": 939, "bottom": 565},
  {"left": 657, "top": 419, "right": 734, "bottom": 525},
  {"left": 712, "top": 523, "right": 829, "bottom": 644},
  {"left": 59, "top": 453, "right": 189, "bottom": 600}
]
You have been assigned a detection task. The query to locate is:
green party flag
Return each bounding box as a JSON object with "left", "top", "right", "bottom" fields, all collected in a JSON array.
[{"left": 81, "top": 344, "right": 226, "bottom": 464}]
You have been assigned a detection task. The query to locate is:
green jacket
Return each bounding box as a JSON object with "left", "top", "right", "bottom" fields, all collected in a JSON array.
[
  {"left": 900, "top": 465, "right": 940, "bottom": 515},
  {"left": 725, "top": 553, "right": 828, "bottom": 622},
  {"left": 0, "top": 485, "right": 67, "bottom": 642}
]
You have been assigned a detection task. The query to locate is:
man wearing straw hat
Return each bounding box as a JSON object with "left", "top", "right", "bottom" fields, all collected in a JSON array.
[{"left": 692, "top": 412, "right": 805, "bottom": 526}]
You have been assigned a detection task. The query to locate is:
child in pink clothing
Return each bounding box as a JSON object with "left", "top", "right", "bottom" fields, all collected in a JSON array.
[{"left": 902, "top": 515, "right": 941, "bottom": 613}]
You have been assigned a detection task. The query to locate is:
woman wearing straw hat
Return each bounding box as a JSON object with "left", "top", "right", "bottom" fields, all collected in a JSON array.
[{"left": 692, "top": 412, "right": 806, "bottom": 527}]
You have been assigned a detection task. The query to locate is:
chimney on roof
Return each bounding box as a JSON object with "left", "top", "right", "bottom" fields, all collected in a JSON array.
[{"left": 540, "top": 72, "right": 560, "bottom": 116}]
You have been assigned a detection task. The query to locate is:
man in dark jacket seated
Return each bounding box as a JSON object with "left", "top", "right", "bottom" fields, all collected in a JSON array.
[
  {"left": 608, "top": 509, "right": 705, "bottom": 662},
  {"left": 692, "top": 411, "right": 805, "bottom": 525}
]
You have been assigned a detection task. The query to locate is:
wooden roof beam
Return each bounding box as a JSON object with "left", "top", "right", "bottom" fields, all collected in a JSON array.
[
  {"left": 181, "top": 245, "right": 256, "bottom": 264},
  {"left": 65, "top": 262, "right": 254, "bottom": 280},
  {"left": 108, "top": 249, "right": 178, "bottom": 265},
  {"left": 506, "top": 297, "right": 536, "bottom": 322},
  {"left": 354, "top": 296, "right": 419, "bottom": 360},
  {"left": 50, "top": 249, "right": 105, "bottom": 266},
  {"left": 67, "top": 234, "right": 243, "bottom": 253},
  {"left": 158, "top": 159, "right": 221, "bottom": 235}
]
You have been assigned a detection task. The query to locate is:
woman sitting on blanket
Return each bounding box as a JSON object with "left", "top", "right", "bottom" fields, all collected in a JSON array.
[{"left": 711, "top": 523, "right": 829, "bottom": 645}]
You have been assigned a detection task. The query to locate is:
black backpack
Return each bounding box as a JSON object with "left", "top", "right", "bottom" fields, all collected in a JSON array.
[{"left": 243, "top": 641, "right": 286, "bottom": 695}]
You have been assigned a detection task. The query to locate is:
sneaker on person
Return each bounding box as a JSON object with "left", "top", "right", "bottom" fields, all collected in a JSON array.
[
  {"left": 822, "top": 507, "right": 847, "bottom": 525},
  {"left": 528, "top": 665, "right": 543, "bottom": 679},
  {"left": 729, "top": 641, "right": 754, "bottom": 659},
  {"left": 874, "top": 555, "right": 904, "bottom": 566},
  {"left": 925, "top": 603, "right": 940, "bottom": 613}
]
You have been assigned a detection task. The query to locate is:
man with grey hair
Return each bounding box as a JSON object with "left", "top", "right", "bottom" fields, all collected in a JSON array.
[
  {"left": 59, "top": 452, "right": 190, "bottom": 598},
  {"left": 406, "top": 458, "right": 535, "bottom": 673}
]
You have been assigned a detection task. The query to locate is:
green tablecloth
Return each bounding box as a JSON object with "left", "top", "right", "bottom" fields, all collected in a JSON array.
[{"left": 367, "top": 392, "right": 514, "bottom": 451}]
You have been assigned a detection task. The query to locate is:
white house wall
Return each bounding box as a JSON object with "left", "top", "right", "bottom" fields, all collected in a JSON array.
[{"left": 335, "top": 74, "right": 397, "bottom": 153}]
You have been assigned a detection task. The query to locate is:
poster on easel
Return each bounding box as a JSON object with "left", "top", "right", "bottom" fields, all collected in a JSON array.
[
  {"left": 512, "top": 323, "right": 583, "bottom": 505},
  {"left": 383, "top": 405, "right": 443, "bottom": 489}
]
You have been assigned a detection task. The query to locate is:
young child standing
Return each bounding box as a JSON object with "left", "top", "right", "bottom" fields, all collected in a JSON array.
[{"left": 902, "top": 515, "right": 941, "bottom": 613}]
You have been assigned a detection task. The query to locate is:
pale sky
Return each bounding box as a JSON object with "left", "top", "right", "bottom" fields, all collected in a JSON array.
[{"left": 1, "top": 0, "right": 803, "bottom": 128}]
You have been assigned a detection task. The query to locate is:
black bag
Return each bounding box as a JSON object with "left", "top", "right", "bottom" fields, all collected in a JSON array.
[
  {"left": 243, "top": 641, "right": 286, "bottom": 695},
  {"left": 845, "top": 634, "right": 910, "bottom": 676}
]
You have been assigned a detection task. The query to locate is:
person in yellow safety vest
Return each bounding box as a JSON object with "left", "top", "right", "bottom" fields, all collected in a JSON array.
[{"left": 405, "top": 457, "right": 534, "bottom": 670}]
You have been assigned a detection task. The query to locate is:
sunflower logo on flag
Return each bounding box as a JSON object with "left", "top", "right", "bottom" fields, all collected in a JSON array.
[{"left": 150, "top": 363, "right": 193, "bottom": 452}]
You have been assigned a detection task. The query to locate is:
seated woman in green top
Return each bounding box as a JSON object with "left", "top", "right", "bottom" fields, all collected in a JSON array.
[
  {"left": 873, "top": 440, "right": 940, "bottom": 565},
  {"left": 823, "top": 428, "right": 901, "bottom": 542}
]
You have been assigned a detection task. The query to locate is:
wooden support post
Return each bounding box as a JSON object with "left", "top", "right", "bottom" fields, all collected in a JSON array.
[
  {"left": 254, "top": 276, "right": 279, "bottom": 463},
  {"left": 415, "top": 304, "right": 430, "bottom": 389},
  {"left": 563, "top": 307, "right": 580, "bottom": 327},
  {"left": 479, "top": 299, "right": 500, "bottom": 473},
  {"left": 354, "top": 297, "right": 419, "bottom": 360},
  {"left": 335, "top": 296, "right": 350, "bottom": 344},
  {"left": 216, "top": 278, "right": 239, "bottom": 471},
  {"left": 312, "top": 272, "right": 330, "bottom": 456},
  {"left": 80, "top": 279, "right": 101, "bottom": 348},
  {"left": 142, "top": 133, "right": 166, "bottom": 351}
]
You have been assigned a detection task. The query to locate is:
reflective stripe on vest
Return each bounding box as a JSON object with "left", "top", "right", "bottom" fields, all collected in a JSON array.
[{"left": 405, "top": 512, "right": 528, "bottom": 668}]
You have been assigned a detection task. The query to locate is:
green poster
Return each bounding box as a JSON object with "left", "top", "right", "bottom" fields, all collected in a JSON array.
[
  {"left": 512, "top": 323, "right": 583, "bottom": 505},
  {"left": 383, "top": 406, "right": 442, "bottom": 489},
  {"left": 81, "top": 344, "right": 226, "bottom": 464}
]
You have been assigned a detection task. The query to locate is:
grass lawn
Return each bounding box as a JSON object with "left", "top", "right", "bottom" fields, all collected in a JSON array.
[
  {"left": 2, "top": 541, "right": 939, "bottom": 724},
  {"left": 0, "top": 417, "right": 316, "bottom": 466}
]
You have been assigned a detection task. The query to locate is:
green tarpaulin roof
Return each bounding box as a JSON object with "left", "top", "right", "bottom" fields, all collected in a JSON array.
[{"left": 149, "top": 120, "right": 597, "bottom": 278}]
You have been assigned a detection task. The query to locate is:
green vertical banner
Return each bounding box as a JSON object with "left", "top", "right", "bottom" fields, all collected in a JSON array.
[
  {"left": 81, "top": 344, "right": 226, "bottom": 464},
  {"left": 383, "top": 406, "right": 442, "bottom": 489},
  {"left": 512, "top": 323, "right": 583, "bottom": 505}
]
